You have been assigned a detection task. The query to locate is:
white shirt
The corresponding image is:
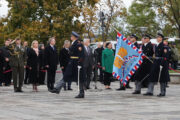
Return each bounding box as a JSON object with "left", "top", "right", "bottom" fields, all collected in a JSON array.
[
  {"left": 50, "top": 44, "right": 54, "bottom": 50},
  {"left": 144, "top": 42, "right": 149, "bottom": 47},
  {"left": 72, "top": 40, "right": 76, "bottom": 45},
  {"left": 85, "top": 46, "right": 88, "bottom": 52}
]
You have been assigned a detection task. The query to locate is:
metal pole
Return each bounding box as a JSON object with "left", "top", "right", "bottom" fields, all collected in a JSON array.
[{"left": 77, "top": 66, "right": 82, "bottom": 91}]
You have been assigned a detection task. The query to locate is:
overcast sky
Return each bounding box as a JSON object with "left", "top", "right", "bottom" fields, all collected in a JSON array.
[{"left": 0, "top": 0, "right": 133, "bottom": 17}]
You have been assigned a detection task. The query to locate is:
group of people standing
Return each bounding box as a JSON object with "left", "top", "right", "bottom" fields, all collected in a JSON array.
[
  {"left": 0, "top": 38, "right": 46, "bottom": 92},
  {"left": 115, "top": 33, "right": 173, "bottom": 97},
  {"left": 0, "top": 31, "right": 178, "bottom": 98}
]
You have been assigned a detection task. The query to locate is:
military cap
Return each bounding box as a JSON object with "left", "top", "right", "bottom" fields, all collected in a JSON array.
[
  {"left": 72, "top": 31, "right": 80, "bottom": 38},
  {"left": 130, "top": 34, "right": 138, "bottom": 40},
  {"left": 143, "top": 34, "right": 152, "bottom": 39},
  {"left": 157, "top": 33, "right": 164, "bottom": 39}
]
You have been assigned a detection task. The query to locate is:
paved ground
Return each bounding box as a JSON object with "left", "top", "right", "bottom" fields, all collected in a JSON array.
[{"left": 0, "top": 74, "right": 180, "bottom": 120}]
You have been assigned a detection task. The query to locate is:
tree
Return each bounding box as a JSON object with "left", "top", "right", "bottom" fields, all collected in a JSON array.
[
  {"left": 97, "top": 0, "right": 126, "bottom": 41},
  {"left": 136, "top": 0, "right": 180, "bottom": 38},
  {"left": 0, "top": 0, "right": 99, "bottom": 48},
  {"left": 126, "top": 1, "right": 158, "bottom": 38},
  {"left": 82, "top": 4, "right": 98, "bottom": 41}
]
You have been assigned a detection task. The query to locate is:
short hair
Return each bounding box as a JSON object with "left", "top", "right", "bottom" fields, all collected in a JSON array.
[
  {"left": 48, "top": 37, "right": 55, "bottom": 43},
  {"left": 64, "top": 40, "right": 70, "bottom": 45},
  {"left": 83, "top": 39, "right": 90, "bottom": 43},
  {"left": 15, "top": 37, "right": 21, "bottom": 41}
]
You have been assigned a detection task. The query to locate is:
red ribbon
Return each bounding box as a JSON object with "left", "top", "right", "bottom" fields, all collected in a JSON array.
[
  {"left": 169, "top": 67, "right": 180, "bottom": 73},
  {"left": 3, "top": 69, "right": 12, "bottom": 74}
]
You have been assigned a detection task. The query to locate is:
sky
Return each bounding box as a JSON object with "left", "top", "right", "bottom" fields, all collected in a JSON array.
[{"left": 0, "top": 0, "right": 133, "bottom": 17}]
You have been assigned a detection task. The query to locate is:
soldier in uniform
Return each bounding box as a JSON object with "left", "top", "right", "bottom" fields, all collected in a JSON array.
[
  {"left": 144, "top": 33, "right": 170, "bottom": 97},
  {"left": 1, "top": 39, "right": 12, "bottom": 86},
  {"left": 9, "top": 38, "right": 27, "bottom": 92},
  {"left": 0, "top": 48, "right": 5, "bottom": 86},
  {"left": 132, "top": 34, "right": 154, "bottom": 94},
  {"left": 50, "top": 31, "right": 85, "bottom": 98}
]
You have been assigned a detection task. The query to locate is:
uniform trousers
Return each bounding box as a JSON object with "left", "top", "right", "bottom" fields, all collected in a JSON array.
[
  {"left": 147, "top": 82, "right": 166, "bottom": 95},
  {"left": 12, "top": 65, "right": 24, "bottom": 90}
]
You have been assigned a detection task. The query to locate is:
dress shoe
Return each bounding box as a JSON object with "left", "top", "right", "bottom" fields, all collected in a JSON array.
[
  {"left": 17, "top": 89, "right": 24, "bottom": 92},
  {"left": 132, "top": 91, "right": 141, "bottom": 94},
  {"left": 157, "top": 94, "right": 165, "bottom": 97},
  {"left": 143, "top": 93, "right": 153, "bottom": 96},
  {"left": 126, "top": 85, "right": 133, "bottom": 89},
  {"left": 116, "top": 87, "right": 126, "bottom": 91},
  {"left": 86, "top": 87, "right": 91, "bottom": 90},
  {"left": 106, "top": 88, "right": 112, "bottom": 90},
  {"left": 68, "top": 88, "right": 73, "bottom": 91},
  {"left": 50, "top": 89, "right": 60, "bottom": 94},
  {"left": 75, "top": 94, "right": 84, "bottom": 98}
]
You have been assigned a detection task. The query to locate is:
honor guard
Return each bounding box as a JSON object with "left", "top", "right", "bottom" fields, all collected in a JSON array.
[
  {"left": 51, "top": 31, "right": 85, "bottom": 98},
  {"left": 132, "top": 34, "right": 154, "bottom": 94},
  {"left": 144, "top": 33, "right": 170, "bottom": 97}
]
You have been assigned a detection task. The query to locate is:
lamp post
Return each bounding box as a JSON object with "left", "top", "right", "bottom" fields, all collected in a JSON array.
[
  {"left": 99, "top": 11, "right": 106, "bottom": 42},
  {"left": 139, "top": 27, "right": 148, "bottom": 36}
]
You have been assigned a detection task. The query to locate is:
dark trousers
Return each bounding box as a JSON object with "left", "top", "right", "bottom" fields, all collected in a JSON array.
[
  {"left": 99, "top": 68, "right": 104, "bottom": 83},
  {"left": 47, "top": 69, "right": 56, "bottom": 90},
  {"left": 24, "top": 67, "right": 30, "bottom": 84},
  {"left": 104, "top": 72, "right": 112, "bottom": 86},
  {"left": 12, "top": 66, "right": 24, "bottom": 90},
  {"left": 62, "top": 70, "right": 72, "bottom": 90},
  {"left": 84, "top": 66, "right": 92, "bottom": 88},
  {"left": 4, "top": 72, "right": 12, "bottom": 86},
  {"left": 0, "top": 69, "right": 3, "bottom": 86},
  {"left": 172, "top": 61, "right": 178, "bottom": 70},
  {"left": 55, "top": 66, "right": 84, "bottom": 95},
  {"left": 39, "top": 71, "right": 46, "bottom": 85}
]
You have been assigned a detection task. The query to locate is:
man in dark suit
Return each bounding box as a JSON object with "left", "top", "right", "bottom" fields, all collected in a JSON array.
[
  {"left": 50, "top": 31, "right": 85, "bottom": 98},
  {"left": 132, "top": 34, "right": 154, "bottom": 94},
  {"left": 144, "top": 33, "right": 170, "bottom": 97},
  {"left": 94, "top": 43, "right": 104, "bottom": 83},
  {"left": 83, "top": 39, "right": 94, "bottom": 89},
  {"left": 0, "top": 48, "right": 5, "bottom": 86},
  {"left": 59, "top": 40, "right": 71, "bottom": 90},
  {"left": 1, "top": 39, "right": 12, "bottom": 86},
  {"left": 45, "top": 37, "right": 58, "bottom": 91}
]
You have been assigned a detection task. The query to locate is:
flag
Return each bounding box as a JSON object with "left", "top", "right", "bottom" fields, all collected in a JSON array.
[{"left": 113, "top": 32, "right": 145, "bottom": 86}]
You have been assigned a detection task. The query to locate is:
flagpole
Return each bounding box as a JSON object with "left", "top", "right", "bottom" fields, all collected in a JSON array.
[{"left": 112, "top": 26, "right": 119, "bottom": 33}]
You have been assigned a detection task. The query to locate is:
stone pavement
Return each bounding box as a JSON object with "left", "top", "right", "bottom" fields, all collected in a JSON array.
[{"left": 0, "top": 80, "right": 180, "bottom": 120}]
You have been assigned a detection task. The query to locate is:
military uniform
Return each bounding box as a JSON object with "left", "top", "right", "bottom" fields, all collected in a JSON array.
[
  {"left": 0, "top": 48, "right": 5, "bottom": 86},
  {"left": 9, "top": 43, "right": 26, "bottom": 92},
  {"left": 1, "top": 46, "right": 12, "bottom": 86},
  {"left": 144, "top": 34, "right": 170, "bottom": 96},
  {"left": 51, "top": 32, "right": 85, "bottom": 98},
  {"left": 133, "top": 41, "right": 154, "bottom": 94}
]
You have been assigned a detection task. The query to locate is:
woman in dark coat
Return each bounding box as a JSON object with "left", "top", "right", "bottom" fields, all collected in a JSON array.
[
  {"left": 27, "top": 40, "right": 40, "bottom": 92},
  {"left": 39, "top": 44, "right": 46, "bottom": 85}
]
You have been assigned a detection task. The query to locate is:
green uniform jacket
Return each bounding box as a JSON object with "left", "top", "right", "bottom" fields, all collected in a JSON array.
[
  {"left": 9, "top": 45, "right": 27, "bottom": 67},
  {"left": 102, "top": 48, "right": 114, "bottom": 73}
]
